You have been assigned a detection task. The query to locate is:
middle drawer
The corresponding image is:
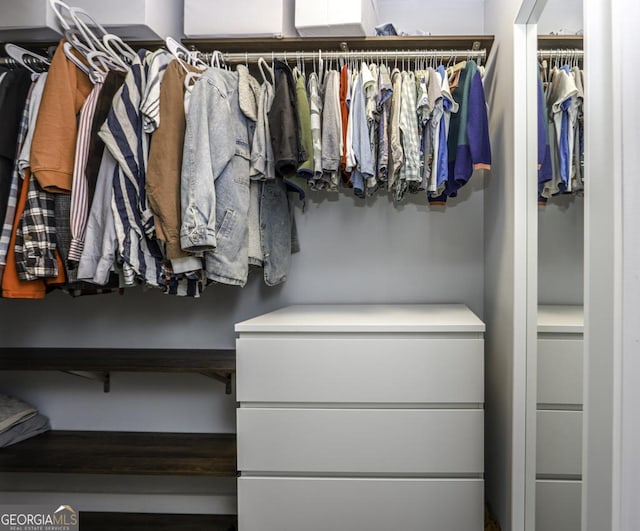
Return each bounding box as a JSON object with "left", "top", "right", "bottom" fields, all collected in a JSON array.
[{"left": 238, "top": 408, "right": 484, "bottom": 475}]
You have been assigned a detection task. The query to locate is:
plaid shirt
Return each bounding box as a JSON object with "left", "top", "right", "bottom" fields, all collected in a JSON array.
[
  {"left": 14, "top": 174, "right": 58, "bottom": 281},
  {"left": 398, "top": 71, "right": 421, "bottom": 197},
  {"left": 0, "top": 81, "right": 35, "bottom": 279}
]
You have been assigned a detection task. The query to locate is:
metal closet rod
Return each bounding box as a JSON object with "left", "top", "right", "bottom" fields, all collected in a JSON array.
[
  {"left": 208, "top": 48, "right": 487, "bottom": 64},
  {"left": 0, "top": 56, "right": 48, "bottom": 67},
  {"left": 538, "top": 49, "right": 584, "bottom": 58},
  {"left": 0, "top": 48, "right": 487, "bottom": 67}
]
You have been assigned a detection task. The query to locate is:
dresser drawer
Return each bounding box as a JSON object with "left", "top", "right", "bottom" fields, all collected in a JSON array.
[
  {"left": 238, "top": 477, "right": 484, "bottom": 531},
  {"left": 537, "top": 338, "right": 583, "bottom": 406},
  {"left": 536, "top": 480, "right": 581, "bottom": 531},
  {"left": 237, "top": 337, "right": 483, "bottom": 404},
  {"left": 238, "top": 408, "right": 483, "bottom": 474},
  {"left": 536, "top": 411, "right": 582, "bottom": 477}
]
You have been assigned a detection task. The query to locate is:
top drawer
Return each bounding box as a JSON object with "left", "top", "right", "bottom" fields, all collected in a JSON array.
[
  {"left": 237, "top": 336, "right": 484, "bottom": 404},
  {"left": 537, "top": 338, "right": 583, "bottom": 406}
]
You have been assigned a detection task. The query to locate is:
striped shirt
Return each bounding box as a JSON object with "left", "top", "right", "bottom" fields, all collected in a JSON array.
[
  {"left": 68, "top": 78, "right": 104, "bottom": 263},
  {"left": 307, "top": 73, "right": 323, "bottom": 182},
  {"left": 99, "top": 50, "right": 162, "bottom": 287},
  {"left": 139, "top": 49, "right": 172, "bottom": 134}
]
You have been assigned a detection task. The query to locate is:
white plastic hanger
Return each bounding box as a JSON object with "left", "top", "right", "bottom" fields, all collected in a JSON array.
[
  {"left": 49, "top": 0, "right": 74, "bottom": 31},
  {"left": 167, "top": 37, "right": 208, "bottom": 74},
  {"left": 258, "top": 57, "right": 274, "bottom": 85},
  {"left": 102, "top": 34, "right": 136, "bottom": 66},
  {"left": 4, "top": 43, "right": 50, "bottom": 73},
  {"left": 62, "top": 41, "right": 91, "bottom": 77},
  {"left": 68, "top": 7, "right": 108, "bottom": 53}
]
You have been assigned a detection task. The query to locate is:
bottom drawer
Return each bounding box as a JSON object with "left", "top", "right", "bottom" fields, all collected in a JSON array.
[
  {"left": 536, "top": 480, "right": 581, "bottom": 531},
  {"left": 238, "top": 477, "right": 484, "bottom": 531}
]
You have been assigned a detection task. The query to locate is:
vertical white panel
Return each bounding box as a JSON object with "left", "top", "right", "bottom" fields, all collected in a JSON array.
[
  {"left": 616, "top": 0, "right": 640, "bottom": 529},
  {"left": 583, "top": 0, "right": 621, "bottom": 530},
  {"left": 483, "top": 0, "right": 529, "bottom": 529}
]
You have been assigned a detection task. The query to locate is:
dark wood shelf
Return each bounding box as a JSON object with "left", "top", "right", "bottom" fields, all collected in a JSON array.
[
  {"left": 538, "top": 35, "right": 583, "bottom": 50},
  {"left": 182, "top": 35, "right": 495, "bottom": 56},
  {"left": 0, "top": 431, "right": 237, "bottom": 476},
  {"left": 0, "top": 348, "right": 235, "bottom": 373},
  {"left": 79, "top": 512, "right": 237, "bottom": 531}
]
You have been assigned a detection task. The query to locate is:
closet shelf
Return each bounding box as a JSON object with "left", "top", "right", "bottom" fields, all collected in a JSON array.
[
  {"left": 79, "top": 512, "right": 237, "bottom": 531},
  {"left": 0, "top": 348, "right": 236, "bottom": 393},
  {"left": 537, "top": 35, "right": 583, "bottom": 50},
  {"left": 181, "top": 35, "right": 495, "bottom": 56},
  {"left": 0, "top": 431, "right": 237, "bottom": 476}
]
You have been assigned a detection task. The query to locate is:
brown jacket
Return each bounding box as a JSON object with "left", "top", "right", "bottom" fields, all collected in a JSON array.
[
  {"left": 147, "top": 60, "right": 199, "bottom": 260},
  {"left": 30, "top": 41, "right": 93, "bottom": 194}
]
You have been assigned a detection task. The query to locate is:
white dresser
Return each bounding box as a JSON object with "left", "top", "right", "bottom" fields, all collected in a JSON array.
[
  {"left": 235, "top": 304, "right": 485, "bottom": 531},
  {"left": 536, "top": 305, "right": 584, "bottom": 531}
]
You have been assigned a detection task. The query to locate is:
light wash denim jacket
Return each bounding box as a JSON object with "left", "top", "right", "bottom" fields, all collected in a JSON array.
[
  {"left": 181, "top": 66, "right": 298, "bottom": 287},
  {"left": 180, "top": 67, "right": 251, "bottom": 286}
]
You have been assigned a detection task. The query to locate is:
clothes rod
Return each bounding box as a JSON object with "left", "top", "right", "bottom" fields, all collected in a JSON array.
[
  {"left": 0, "top": 56, "right": 49, "bottom": 67},
  {"left": 538, "top": 49, "right": 584, "bottom": 58},
  {"left": 210, "top": 48, "right": 486, "bottom": 64},
  {"left": 0, "top": 48, "right": 487, "bottom": 68}
]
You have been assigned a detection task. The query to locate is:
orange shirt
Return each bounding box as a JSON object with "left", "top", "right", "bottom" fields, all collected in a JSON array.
[{"left": 30, "top": 41, "right": 93, "bottom": 194}]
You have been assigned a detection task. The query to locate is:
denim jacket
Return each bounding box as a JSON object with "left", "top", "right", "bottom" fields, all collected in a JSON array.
[
  {"left": 237, "top": 65, "right": 298, "bottom": 286},
  {"left": 181, "top": 67, "right": 251, "bottom": 286}
]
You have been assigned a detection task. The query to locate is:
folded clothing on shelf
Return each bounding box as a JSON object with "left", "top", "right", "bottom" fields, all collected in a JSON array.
[{"left": 0, "top": 394, "right": 50, "bottom": 447}]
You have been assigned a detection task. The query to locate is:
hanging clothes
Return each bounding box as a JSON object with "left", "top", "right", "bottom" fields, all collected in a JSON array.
[
  {"left": 99, "top": 50, "right": 163, "bottom": 287},
  {"left": 0, "top": 41, "right": 492, "bottom": 299},
  {"left": 538, "top": 59, "right": 583, "bottom": 203}
]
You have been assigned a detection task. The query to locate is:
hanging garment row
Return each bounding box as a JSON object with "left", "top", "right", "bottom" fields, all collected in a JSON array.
[
  {"left": 537, "top": 49, "right": 584, "bottom": 205},
  {"left": 0, "top": 37, "right": 491, "bottom": 300}
]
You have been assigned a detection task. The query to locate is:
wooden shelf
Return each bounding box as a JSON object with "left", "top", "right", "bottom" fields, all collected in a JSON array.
[
  {"left": 0, "top": 348, "right": 235, "bottom": 373},
  {"left": 182, "top": 35, "right": 495, "bottom": 56},
  {"left": 538, "top": 35, "right": 583, "bottom": 50},
  {"left": 0, "top": 431, "right": 237, "bottom": 476},
  {"left": 0, "top": 348, "right": 236, "bottom": 393},
  {"left": 79, "top": 512, "right": 237, "bottom": 531}
]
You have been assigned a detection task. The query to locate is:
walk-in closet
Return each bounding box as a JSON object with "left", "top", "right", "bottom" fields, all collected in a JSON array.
[{"left": 0, "top": 0, "right": 637, "bottom": 530}]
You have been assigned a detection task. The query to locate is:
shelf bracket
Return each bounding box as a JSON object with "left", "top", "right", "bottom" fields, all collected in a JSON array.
[
  {"left": 200, "top": 371, "right": 233, "bottom": 395},
  {"left": 62, "top": 371, "right": 111, "bottom": 392}
]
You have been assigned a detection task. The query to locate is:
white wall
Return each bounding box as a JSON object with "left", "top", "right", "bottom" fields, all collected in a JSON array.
[
  {"left": 483, "top": 0, "right": 524, "bottom": 528},
  {"left": 538, "top": 196, "right": 584, "bottom": 305},
  {"left": 537, "top": 0, "right": 583, "bottom": 35},
  {"left": 375, "top": 0, "right": 485, "bottom": 34}
]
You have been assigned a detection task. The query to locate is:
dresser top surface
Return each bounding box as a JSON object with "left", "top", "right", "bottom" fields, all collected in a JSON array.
[
  {"left": 235, "top": 304, "right": 485, "bottom": 333},
  {"left": 538, "top": 305, "right": 584, "bottom": 333}
]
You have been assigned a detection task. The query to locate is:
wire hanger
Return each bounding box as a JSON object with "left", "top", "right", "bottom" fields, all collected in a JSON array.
[{"left": 4, "top": 43, "right": 51, "bottom": 73}]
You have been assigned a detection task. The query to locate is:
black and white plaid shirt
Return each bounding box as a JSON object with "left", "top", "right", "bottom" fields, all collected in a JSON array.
[{"left": 14, "top": 173, "right": 59, "bottom": 281}]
